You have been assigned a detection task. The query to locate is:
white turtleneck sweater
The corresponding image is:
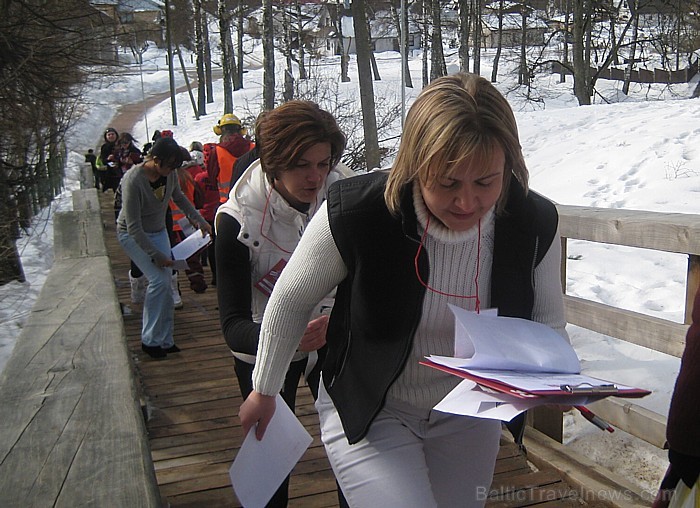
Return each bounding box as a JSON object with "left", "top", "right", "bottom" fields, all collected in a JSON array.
[{"left": 252, "top": 182, "right": 568, "bottom": 409}]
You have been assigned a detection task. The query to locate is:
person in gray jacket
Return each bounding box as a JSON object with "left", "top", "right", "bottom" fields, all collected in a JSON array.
[{"left": 117, "top": 137, "right": 211, "bottom": 359}]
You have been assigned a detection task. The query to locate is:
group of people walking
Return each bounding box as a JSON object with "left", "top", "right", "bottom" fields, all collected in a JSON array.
[{"left": 105, "top": 71, "right": 698, "bottom": 508}]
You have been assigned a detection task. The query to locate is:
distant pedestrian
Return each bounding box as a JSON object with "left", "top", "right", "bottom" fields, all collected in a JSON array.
[
  {"left": 117, "top": 137, "right": 212, "bottom": 359},
  {"left": 99, "top": 127, "right": 119, "bottom": 193},
  {"left": 207, "top": 113, "right": 254, "bottom": 203},
  {"left": 84, "top": 149, "right": 99, "bottom": 189}
]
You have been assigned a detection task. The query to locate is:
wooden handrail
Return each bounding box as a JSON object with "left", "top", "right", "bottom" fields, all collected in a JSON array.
[{"left": 531, "top": 204, "right": 699, "bottom": 450}]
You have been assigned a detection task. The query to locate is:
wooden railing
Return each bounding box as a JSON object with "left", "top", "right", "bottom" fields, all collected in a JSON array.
[
  {"left": 523, "top": 204, "right": 699, "bottom": 506},
  {"left": 0, "top": 167, "right": 161, "bottom": 506}
]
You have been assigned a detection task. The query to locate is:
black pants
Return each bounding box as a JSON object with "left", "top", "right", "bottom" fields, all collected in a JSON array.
[
  {"left": 234, "top": 357, "right": 309, "bottom": 508},
  {"left": 233, "top": 355, "right": 347, "bottom": 507}
]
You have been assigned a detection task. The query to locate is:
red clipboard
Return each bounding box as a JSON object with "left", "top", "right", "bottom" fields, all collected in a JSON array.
[{"left": 420, "top": 359, "right": 651, "bottom": 399}]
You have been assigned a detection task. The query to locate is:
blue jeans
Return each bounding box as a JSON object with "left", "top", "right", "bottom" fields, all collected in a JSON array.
[{"left": 118, "top": 229, "right": 174, "bottom": 349}]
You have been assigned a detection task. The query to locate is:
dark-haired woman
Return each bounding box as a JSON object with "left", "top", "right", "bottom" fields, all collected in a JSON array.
[
  {"left": 216, "top": 100, "right": 352, "bottom": 506},
  {"left": 99, "top": 127, "right": 118, "bottom": 192},
  {"left": 117, "top": 137, "right": 212, "bottom": 359}
]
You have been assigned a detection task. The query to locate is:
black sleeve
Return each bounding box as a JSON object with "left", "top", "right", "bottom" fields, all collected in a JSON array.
[{"left": 215, "top": 213, "right": 262, "bottom": 355}]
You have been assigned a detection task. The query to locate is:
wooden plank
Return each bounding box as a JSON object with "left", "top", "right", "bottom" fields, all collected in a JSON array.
[
  {"left": 54, "top": 210, "right": 107, "bottom": 259},
  {"left": 686, "top": 254, "right": 700, "bottom": 323},
  {"left": 0, "top": 255, "right": 160, "bottom": 507},
  {"left": 564, "top": 294, "right": 688, "bottom": 357},
  {"left": 524, "top": 428, "right": 651, "bottom": 507},
  {"left": 557, "top": 205, "right": 700, "bottom": 255},
  {"left": 588, "top": 398, "right": 667, "bottom": 449}
]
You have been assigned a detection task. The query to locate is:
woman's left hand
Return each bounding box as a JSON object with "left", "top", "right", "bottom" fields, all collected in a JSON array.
[{"left": 298, "top": 315, "right": 329, "bottom": 352}]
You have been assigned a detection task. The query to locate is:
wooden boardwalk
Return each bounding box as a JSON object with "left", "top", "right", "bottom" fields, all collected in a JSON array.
[{"left": 99, "top": 191, "right": 588, "bottom": 507}]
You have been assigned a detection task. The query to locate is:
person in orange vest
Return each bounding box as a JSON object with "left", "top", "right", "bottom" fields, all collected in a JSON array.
[
  {"left": 170, "top": 148, "right": 208, "bottom": 294},
  {"left": 206, "top": 113, "right": 254, "bottom": 203}
]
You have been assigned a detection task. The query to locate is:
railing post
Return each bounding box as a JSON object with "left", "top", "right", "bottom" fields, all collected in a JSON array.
[
  {"left": 560, "top": 236, "right": 567, "bottom": 294},
  {"left": 687, "top": 254, "right": 700, "bottom": 324}
]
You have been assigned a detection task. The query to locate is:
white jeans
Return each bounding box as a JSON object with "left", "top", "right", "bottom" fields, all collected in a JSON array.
[{"left": 316, "top": 381, "right": 501, "bottom": 508}]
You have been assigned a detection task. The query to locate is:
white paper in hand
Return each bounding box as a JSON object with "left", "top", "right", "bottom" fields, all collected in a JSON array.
[
  {"left": 170, "top": 232, "right": 211, "bottom": 270},
  {"left": 229, "top": 394, "right": 313, "bottom": 508}
]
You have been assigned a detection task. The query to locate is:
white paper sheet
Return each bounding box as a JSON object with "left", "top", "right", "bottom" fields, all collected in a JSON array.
[
  {"left": 171, "top": 231, "right": 211, "bottom": 270},
  {"left": 426, "top": 356, "right": 626, "bottom": 394},
  {"left": 449, "top": 304, "right": 581, "bottom": 373},
  {"left": 433, "top": 380, "right": 592, "bottom": 421},
  {"left": 229, "top": 394, "right": 313, "bottom": 508}
]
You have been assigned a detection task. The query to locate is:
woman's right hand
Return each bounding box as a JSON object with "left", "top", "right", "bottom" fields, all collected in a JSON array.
[
  {"left": 239, "top": 391, "right": 277, "bottom": 440},
  {"left": 155, "top": 257, "right": 174, "bottom": 268},
  {"left": 298, "top": 315, "right": 329, "bottom": 352}
]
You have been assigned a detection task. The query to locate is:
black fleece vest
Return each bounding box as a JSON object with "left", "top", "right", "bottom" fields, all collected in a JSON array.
[{"left": 325, "top": 171, "right": 558, "bottom": 444}]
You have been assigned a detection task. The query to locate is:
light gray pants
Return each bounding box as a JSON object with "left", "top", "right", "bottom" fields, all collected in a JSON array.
[{"left": 316, "top": 381, "right": 501, "bottom": 508}]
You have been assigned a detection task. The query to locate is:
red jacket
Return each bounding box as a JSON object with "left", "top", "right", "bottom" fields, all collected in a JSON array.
[{"left": 195, "top": 170, "right": 220, "bottom": 222}]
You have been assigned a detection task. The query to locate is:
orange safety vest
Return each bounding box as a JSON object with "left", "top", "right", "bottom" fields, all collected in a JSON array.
[
  {"left": 216, "top": 145, "right": 238, "bottom": 203},
  {"left": 170, "top": 173, "right": 196, "bottom": 232}
]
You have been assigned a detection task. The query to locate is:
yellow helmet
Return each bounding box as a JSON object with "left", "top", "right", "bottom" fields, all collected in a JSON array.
[{"left": 213, "top": 113, "right": 242, "bottom": 135}]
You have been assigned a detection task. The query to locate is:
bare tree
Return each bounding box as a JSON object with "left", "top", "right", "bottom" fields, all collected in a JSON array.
[
  {"left": 262, "top": 0, "right": 275, "bottom": 110},
  {"left": 203, "top": 6, "right": 214, "bottom": 103},
  {"left": 473, "top": 0, "right": 483, "bottom": 75},
  {"left": 194, "top": 0, "right": 207, "bottom": 115},
  {"left": 352, "top": 0, "right": 381, "bottom": 170},
  {"left": 219, "top": 0, "right": 236, "bottom": 112},
  {"left": 0, "top": 0, "right": 116, "bottom": 284},
  {"left": 458, "top": 0, "right": 472, "bottom": 72},
  {"left": 430, "top": 0, "right": 447, "bottom": 80},
  {"left": 334, "top": 3, "right": 351, "bottom": 82},
  {"left": 490, "top": 0, "right": 505, "bottom": 81},
  {"left": 572, "top": 0, "right": 593, "bottom": 104}
]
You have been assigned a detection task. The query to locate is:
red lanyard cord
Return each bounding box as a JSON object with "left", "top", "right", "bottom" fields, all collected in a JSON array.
[
  {"left": 413, "top": 215, "right": 481, "bottom": 313},
  {"left": 260, "top": 185, "right": 293, "bottom": 254}
]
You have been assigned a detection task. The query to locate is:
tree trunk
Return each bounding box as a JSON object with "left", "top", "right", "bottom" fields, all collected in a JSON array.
[
  {"left": 194, "top": 0, "right": 207, "bottom": 116},
  {"left": 284, "top": 7, "right": 295, "bottom": 101},
  {"left": 203, "top": 10, "right": 214, "bottom": 103},
  {"left": 401, "top": 1, "right": 413, "bottom": 87},
  {"left": 458, "top": 0, "right": 471, "bottom": 72},
  {"left": 390, "top": 1, "right": 412, "bottom": 87},
  {"left": 237, "top": 2, "right": 245, "bottom": 87},
  {"left": 336, "top": 4, "right": 350, "bottom": 82},
  {"left": 561, "top": 0, "right": 570, "bottom": 83},
  {"left": 430, "top": 0, "right": 446, "bottom": 80},
  {"left": 262, "top": 0, "right": 275, "bottom": 110},
  {"left": 572, "top": 0, "right": 591, "bottom": 105},
  {"left": 352, "top": 0, "right": 380, "bottom": 170},
  {"left": 491, "top": 0, "right": 504, "bottom": 82},
  {"left": 422, "top": 0, "right": 429, "bottom": 87},
  {"left": 623, "top": 8, "right": 639, "bottom": 95},
  {"left": 297, "top": 2, "right": 307, "bottom": 79},
  {"left": 519, "top": 8, "right": 528, "bottom": 85},
  {"left": 473, "top": 0, "right": 482, "bottom": 75},
  {"left": 218, "top": 0, "right": 234, "bottom": 113}
]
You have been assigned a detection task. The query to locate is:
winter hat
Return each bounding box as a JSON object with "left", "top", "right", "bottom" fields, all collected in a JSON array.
[
  {"left": 189, "top": 150, "right": 204, "bottom": 166},
  {"left": 151, "top": 137, "right": 186, "bottom": 168},
  {"left": 104, "top": 127, "right": 118, "bottom": 141}
]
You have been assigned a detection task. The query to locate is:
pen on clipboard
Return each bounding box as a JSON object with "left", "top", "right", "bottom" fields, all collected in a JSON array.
[{"left": 575, "top": 406, "right": 614, "bottom": 433}]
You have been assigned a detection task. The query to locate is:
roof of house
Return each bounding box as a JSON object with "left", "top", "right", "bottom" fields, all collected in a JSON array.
[{"left": 90, "top": 0, "right": 162, "bottom": 12}]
